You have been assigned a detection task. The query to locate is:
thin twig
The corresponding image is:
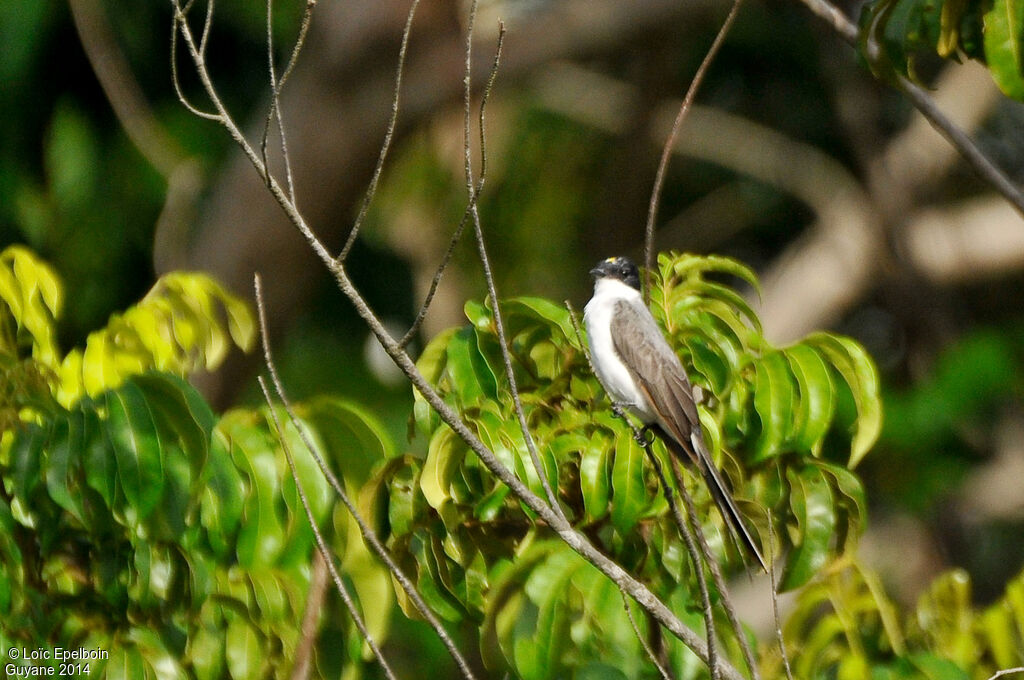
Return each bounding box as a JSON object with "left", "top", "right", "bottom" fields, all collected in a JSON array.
[
  {"left": 622, "top": 592, "right": 675, "bottom": 680},
  {"left": 644, "top": 0, "right": 745, "bottom": 302},
  {"left": 399, "top": 21, "right": 505, "bottom": 349},
  {"left": 169, "top": 3, "right": 220, "bottom": 120},
  {"left": 289, "top": 529, "right": 329, "bottom": 680},
  {"left": 988, "top": 668, "right": 1024, "bottom": 680},
  {"left": 459, "top": 11, "right": 564, "bottom": 518},
  {"left": 768, "top": 519, "right": 795, "bottom": 680},
  {"left": 338, "top": 0, "right": 422, "bottom": 263},
  {"left": 792, "top": 0, "right": 1024, "bottom": 217},
  {"left": 258, "top": 377, "right": 399, "bottom": 680},
  {"left": 260, "top": 0, "right": 315, "bottom": 203},
  {"left": 255, "top": 274, "right": 480, "bottom": 680},
  {"left": 175, "top": 8, "right": 746, "bottom": 675},
  {"left": 671, "top": 460, "right": 761, "bottom": 680},
  {"left": 567, "top": 301, "right": 717, "bottom": 679}
]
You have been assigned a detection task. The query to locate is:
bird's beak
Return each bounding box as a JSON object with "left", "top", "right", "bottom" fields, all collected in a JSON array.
[{"left": 589, "top": 266, "right": 603, "bottom": 278}]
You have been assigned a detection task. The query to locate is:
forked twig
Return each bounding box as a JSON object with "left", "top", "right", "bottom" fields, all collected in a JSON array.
[
  {"left": 258, "top": 376, "right": 399, "bottom": 680},
  {"left": 261, "top": 0, "right": 316, "bottom": 202},
  {"left": 399, "top": 21, "right": 504, "bottom": 349},
  {"left": 174, "top": 5, "right": 745, "bottom": 675},
  {"left": 255, "top": 275, "right": 479, "bottom": 680},
  {"left": 644, "top": 0, "right": 745, "bottom": 302},
  {"left": 622, "top": 592, "right": 676, "bottom": 680},
  {"left": 670, "top": 460, "right": 760, "bottom": 680}
]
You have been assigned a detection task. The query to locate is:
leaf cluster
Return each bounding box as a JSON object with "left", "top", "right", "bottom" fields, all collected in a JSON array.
[
  {"left": 859, "top": 0, "right": 1024, "bottom": 99},
  {"left": 365, "top": 252, "right": 883, "bottom": 678},
  {"left": 0, "top": 246, "right": 394, "bottom": 678}
]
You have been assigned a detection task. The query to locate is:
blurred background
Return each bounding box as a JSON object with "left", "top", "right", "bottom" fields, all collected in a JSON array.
[{"left": 3, "top": 0, "right": 1024, "bottom": 614}]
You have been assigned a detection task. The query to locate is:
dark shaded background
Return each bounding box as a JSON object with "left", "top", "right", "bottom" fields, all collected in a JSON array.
[{"left": 3, "top": 0, "right": 1024, "bottom": 630}]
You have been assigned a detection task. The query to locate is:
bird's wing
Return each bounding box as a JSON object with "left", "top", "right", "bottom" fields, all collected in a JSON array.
[
  {"left": 610, "top": 299, "right": 769, "bottom": 572},
  {"left": 609, "top": 299, "right": 700, "bottom": 461}
]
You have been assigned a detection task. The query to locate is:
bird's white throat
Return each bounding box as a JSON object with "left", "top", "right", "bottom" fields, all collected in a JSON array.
[{"left": 583, "top": 277, "right": 656, "bottom": 421}]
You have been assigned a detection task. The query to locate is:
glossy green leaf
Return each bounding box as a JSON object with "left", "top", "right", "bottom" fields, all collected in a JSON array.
[
  {"left": 105, "top": 380, "right": 165, "bottom": 520},
  {"left": 200, "top": 433, "right": 245, "bottom": 558},
  {"left": 786, "top": 344, "right": 837, "bottom": 453},
  {"left": 579, "top": 432, "right": 611, "bottom": 522},
  {"left": 132, "top": 373, "right": 215, "bottom": 482},
  {"left": 225, "top": 615, "right": 265, "bottom": 680},
  {"left": 984, "top": 0, "right": 1024, "bottom": 99},
  {"left": 500, "top": 296, "right": 579, "bottom": 346},
  {"left": 780, "top": 465, "right": 836, "bottom": 591},
  {"left": 753, "top": 350, "right": 796, "bottom": 461},
  {"left": 806, "top": 332, "right": 883, "bottom": 467},
  {"left": 610, "top": 428, "right": 647, "bottom": 534},
  {"left": 421, "top": 425, "right": 467, "bottom": 511},
  {"left": 447, "top": 327, "right": 496, "bottom": 406},
  {"left": 225, "top": 417, "right": 285, "bottom": 568}
]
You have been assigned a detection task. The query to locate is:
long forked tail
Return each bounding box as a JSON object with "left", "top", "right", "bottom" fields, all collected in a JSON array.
[{"left": 651, "top": 425, "right": 769, "bottom": 573}]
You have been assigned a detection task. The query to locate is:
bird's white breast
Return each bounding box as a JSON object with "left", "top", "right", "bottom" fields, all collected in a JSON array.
[{"left": 583, "top": 278, "right": 656, "bottom": 422}]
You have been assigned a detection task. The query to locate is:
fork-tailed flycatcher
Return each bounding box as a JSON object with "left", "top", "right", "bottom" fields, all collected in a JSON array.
[{"left": 584, "top": 256, "right": 767, "bottom": 572}]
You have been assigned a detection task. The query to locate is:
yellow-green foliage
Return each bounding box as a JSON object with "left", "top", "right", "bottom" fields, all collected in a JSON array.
[{"left": 0, "top": 245, "right": 255, "bottom": 409}]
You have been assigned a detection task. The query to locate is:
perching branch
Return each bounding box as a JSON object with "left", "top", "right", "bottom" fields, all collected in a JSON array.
[{"left": 792, "top": 0, "right": 1024, "bottom": 218}]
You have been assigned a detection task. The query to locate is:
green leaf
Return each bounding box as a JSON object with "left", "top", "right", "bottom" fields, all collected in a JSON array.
[
  {"left": 132, "top": 373, "right": 215, "bottom": 483},
  {"left": 105, "top": 380, "right": 165, "bottom": 520},
  {"left": 224, "top": 615, "right": 265, "bottom": 680},
  {"left": 785, "top": 344, "right": 837, "bottom": 453},
  {"left": 753, "top": 350, "right": 796, "bottom": 461},
  {"left": 781, "top": 465, "right": 836, "bottom": 590},
  {"left": 421, "top": 425, "right": 467, "bottom": 511},
  {"left": 984, "top": 0, "right": 1024, "bottom": 99},
  {"left": 806, "top": 333, "right": 883, "bottom": 467},
  {"left": 44, "top": 410, "right": 85, "bottom": 522},
  {"left": 224, "top": 415, "right": 285, "bottom": 568},
  {"left": 200, "top": 433, "right": 245, "bottom": 558},
  {"left": 579, "top": 432, "right": 611, "bottom": 522},
  {"left": 447, "top": 327, "right": 497, "bottom": 406},
  {"left": 610, "top": 427, "right": 647, "bottom": 534}
]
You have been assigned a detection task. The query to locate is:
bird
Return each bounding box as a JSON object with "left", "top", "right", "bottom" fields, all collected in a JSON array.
[{"left": 583, "top": 255, "right": 768, "bottom": 572}]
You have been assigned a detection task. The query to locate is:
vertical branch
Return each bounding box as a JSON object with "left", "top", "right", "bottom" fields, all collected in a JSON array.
[
  {"left": 670, "top": 460, "right": 761, "bottom": 680},
  {"left": 460, "top": 8, "right": 565, "bottom": 518},
  {"left": 567, "top": 302, "right": 719, "bottom": 680},
  {"left": 255, "top": 275, "right": 480, "bottom": 680},
  {"left": 768, "top": 519, "right": 796, "bottom": 680},
  {"left": 643, "top": 0, "right": 745, "bottom": 303},
  {"left": 258, "top": 377, "right": 399, "bottom": 680},
  {"left": 261, "top": 0, "right": 316, "bottom": 203},
  {"left": 399, "top": 23, "right": 504, "bottom": 349}
]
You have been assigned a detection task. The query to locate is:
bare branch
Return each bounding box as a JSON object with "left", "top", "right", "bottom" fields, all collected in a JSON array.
[
  {"left": 338, "top": 0, "right": 422, "bottom": 264},
  {"left": 289, "top": 550, "right": 329, "bottom": 680},
  {"left": 399, "top": 23, "right": 505, "bottom": 349},
  {"left": 768, "top": 520, "right": 795, "bottom": 680},
  {"left": 988, "top": 668, "right": 1024, "bottom": 680},
  {"left": 643, "top": 0, "right": 745, "bottom": 302},
  {"left": 255, "top": 274, "right": 480, "bottom": 680},
  {"left": 459, "top": 9, "right": 564, "bottom": 518},
  {"left": 792, "top": 0, "right": 1024, "bottom": 217},
  {"left": 177, "top": 6, "right": 746, "bottom": 674},
  {"left": 258, "top": 377, "right": 399, "bottom": 680},
  {"left": 169, "top": 3, "right": 220, "bottom": 120}
]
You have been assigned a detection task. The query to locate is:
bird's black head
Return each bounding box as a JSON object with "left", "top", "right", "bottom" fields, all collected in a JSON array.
[{"left": 590, "top": 256, "right": 641, "bottom": 291}]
